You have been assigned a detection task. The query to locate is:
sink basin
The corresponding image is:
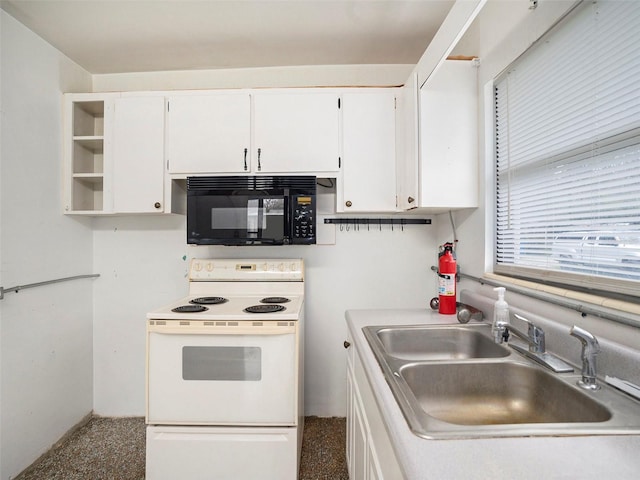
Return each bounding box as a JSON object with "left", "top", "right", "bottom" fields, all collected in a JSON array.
[
  {"left": 400, "top": 362, "right": 611, "bottom": 425},
  {"left": 363, "top": 323, "right": 640, "bottom": 438},
  {"left": 364, "top": 324, "right": 510, "bottom": 361}
]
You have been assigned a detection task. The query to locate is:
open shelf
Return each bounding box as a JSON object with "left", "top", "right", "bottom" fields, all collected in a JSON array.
[
  {"left": 67, "top": 99, "right": 106, "bottom": 212},
  {"left": 72, "top": 176, "right": 104, "bottom": 211}
]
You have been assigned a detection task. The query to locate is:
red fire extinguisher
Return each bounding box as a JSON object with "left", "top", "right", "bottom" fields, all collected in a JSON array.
[{"left": 438, "top": 242, "right": 457, "bottom": 315}]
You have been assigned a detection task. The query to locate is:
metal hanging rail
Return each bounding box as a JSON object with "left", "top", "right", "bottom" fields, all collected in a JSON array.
[
  {"left": 430, "top": 266, "right": 639, "bottom": 328},
  {"left": 324, "top": 218, "right": 431, "bottom": 231},
  {"left": 0, "top": 274, "right": 100, "bottom": 300}
]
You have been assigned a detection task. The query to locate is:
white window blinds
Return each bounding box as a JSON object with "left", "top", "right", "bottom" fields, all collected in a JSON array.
[{"left": 494, "top": 0, "right": 640, "bottom": 297}]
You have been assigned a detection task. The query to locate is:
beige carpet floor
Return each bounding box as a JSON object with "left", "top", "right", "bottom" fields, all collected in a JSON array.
[{"left": 16, "top": 416, "right": 348, "bottom": 480}]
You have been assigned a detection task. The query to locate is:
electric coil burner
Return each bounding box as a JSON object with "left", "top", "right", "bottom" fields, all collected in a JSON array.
[
  {"left": 171, "top": 304, "right": 208, "bottom": 313},
  {"left": 190, "top": 296, "right": 228, "bottom": 305},
  {"left": 261, "top": 296, "right": 291, "bottom": 304},
  {"left": 244, "top": 304, "right": 287, "bottom": 314}
]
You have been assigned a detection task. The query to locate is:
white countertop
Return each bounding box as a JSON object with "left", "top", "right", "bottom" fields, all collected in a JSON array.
[{"left": 346, "top": 308, "right": 640, "bottom": 480}]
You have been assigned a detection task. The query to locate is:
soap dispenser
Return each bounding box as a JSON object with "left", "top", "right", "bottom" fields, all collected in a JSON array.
[{"left": 492, "top": 287, "right": 510, "bottom": 343}]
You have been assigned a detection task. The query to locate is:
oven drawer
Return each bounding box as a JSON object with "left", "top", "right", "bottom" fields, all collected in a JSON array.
[
  {"left": 146, "top": 327, "right": 298, "bottom": 425},
  {"left": 146, "top": 425, "right": 299, "bottom": 480}
]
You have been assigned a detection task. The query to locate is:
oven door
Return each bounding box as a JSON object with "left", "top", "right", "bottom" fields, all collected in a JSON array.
[
  {"left": 187, "top": 193, "right": 288, "bottom": 245},
  {"left": 146, "top": 322, "right": 298, "bottom": 425}
]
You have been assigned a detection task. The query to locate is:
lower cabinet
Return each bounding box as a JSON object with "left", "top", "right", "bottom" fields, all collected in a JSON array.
[{"left": 346, "top": 335, "right": 404, "bottom": 480}]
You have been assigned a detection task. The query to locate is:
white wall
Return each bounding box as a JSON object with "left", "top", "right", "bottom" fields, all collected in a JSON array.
[
  {"left": 92, "top": 214, "right": 439, "bottom": 417},
  {"left": 0, "top": 11, "right": 94, "bottom": 480}
]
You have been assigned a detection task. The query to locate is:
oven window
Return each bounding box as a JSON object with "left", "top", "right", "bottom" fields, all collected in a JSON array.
[{"left": 182, "top": 346, "right": 262, "bottom": 381}]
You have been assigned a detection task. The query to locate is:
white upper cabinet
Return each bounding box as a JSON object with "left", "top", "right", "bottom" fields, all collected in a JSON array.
[
  {"left": 253, "top": 92, "right": 341, "bottom": 173},
  {"left": 165, "top": 91, "right": 340, "bottom": 175},
  {"left": 63, "top": 93, "right": 167, "bottom": 215},
  {"left": 419, "top": 59, "right": 478, "bottom": 210},
  {"left": 340, "top": 90, "right": 397, "bottom": 212},
  {"left": 63, "top": 88, "right": 396, "bottom": 215},
  {"left": 166, "top": 93, "right": 251, "bottom": 174},
  {"left": 396, "top": 60, "right": 478, "bottom": 212},
  {"left": 113, "top": 96, "right": 165, "bottom": 213}
]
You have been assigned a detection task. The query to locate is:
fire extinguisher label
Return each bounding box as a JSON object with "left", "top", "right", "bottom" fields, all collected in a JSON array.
[{"left": 438, "top": 274, "right": 455, "bottom": 296}]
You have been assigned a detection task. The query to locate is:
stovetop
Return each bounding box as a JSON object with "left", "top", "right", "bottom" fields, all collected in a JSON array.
[
  {"left": 147, "top": 259, "right": 305, "bottom": 321},
  {"left": 147, "top": 294, "right": 304, "bottom": 321}
]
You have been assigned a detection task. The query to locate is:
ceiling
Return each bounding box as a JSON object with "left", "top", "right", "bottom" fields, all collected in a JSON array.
[{"left": 1, "top": 0, "right": 454, "bottom": 75}]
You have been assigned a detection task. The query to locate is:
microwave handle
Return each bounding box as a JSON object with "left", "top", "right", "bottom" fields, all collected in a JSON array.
[{"left": 147, "top": 324, "right": 296, "bottom": 335}]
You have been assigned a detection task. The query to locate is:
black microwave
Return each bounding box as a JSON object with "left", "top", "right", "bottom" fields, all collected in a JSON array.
[{"left": 187, "top": 176, "right": 317, "bottom": 246}]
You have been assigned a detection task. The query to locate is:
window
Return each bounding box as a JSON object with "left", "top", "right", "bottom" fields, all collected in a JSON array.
[{"left": 494, "top": 0, "right": 640, "bottom": 298}]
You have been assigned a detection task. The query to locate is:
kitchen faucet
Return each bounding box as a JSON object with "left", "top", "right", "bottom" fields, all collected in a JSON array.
[
  {"left": 494, "top": 314, "right": 574, "bottom": 373},
  {"left": 570, "top": 325, "right": 601, "bottom": 390},
  {"left": 505, "top": 314, "right": 546, "bottom": 353}
]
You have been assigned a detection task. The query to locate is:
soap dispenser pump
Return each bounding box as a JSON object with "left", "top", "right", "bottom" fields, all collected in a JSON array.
[{"left": 492, "top": 287, "right": 510, "bottom": 343}]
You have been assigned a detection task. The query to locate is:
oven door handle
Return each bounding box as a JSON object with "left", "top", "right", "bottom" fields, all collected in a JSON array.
[{"left": 147, "top": 325, "right": 296, "bottom": 335}]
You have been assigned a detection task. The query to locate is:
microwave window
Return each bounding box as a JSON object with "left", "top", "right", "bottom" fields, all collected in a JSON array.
[
  {"left": 212, "top": 208, "right": 253, "bottom": 230},
  {"left": 209, "top": 198, "right": 285, "bottom": 238}
]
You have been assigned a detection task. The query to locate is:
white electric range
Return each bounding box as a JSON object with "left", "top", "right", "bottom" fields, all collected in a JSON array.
[{"left": 145, "top": 258, "right": 304, "bottom": 480}]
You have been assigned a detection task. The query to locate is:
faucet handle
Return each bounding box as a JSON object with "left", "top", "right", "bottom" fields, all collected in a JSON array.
[{"left": 514, "top": 314, "right": 545, "bottom": 353}]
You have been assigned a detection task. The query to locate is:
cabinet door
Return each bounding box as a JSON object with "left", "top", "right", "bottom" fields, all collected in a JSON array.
[
  {"left": 341, "top": 91, "right": 397, "bottom": 212},
  {"left": 419, "top": 60, "right": 478, "bottom": 209},
  {"left": 396, "top": 73, "right": 420, "bottom": 211},
  {"left": 253, "top": 93, "right": 340, "bottom": 173},
  {"left": 367, "top": 441, "right": 384, "bottom": 480},
  {"left": 166, "top": 94, "right": 251, "bottom": 174},
  {"left": 112, "top": 96, "right": 165, "bottom": 213},
  {"left": 352, "top": 380, "right": 368, "bottom": 480}
]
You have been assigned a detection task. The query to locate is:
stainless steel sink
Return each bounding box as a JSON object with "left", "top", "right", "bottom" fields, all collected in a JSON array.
[
  {"left": 400, "top": 362, "right": 610, "bottom": 425},
  {"left": 364, "top": 324, "right": 510, "bottom": 361},
  {"left": 363, "top": 323, "right": 640, "bottom": 439}
]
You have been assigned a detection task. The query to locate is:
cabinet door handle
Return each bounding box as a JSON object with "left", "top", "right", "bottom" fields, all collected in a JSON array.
[
  {"left": 243, "top": 148, "right": 248, "bottom": 171},
  {"left": 345, "top": 201, "right": 352, "bottom": 208},
  {"left": 154, "top": 202, "right": 162, "bottom": 209},
  {"left": 344, "top": 341, "right": 351, "bottom": 349},
  {"left": 257, "top": 148, "right": 262, "bottom": 171},
  {"left": 408, "top": 196, "right": 415, "bottom": 204}
]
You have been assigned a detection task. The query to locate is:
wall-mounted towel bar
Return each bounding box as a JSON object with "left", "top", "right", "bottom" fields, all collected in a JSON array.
[{"left": 0, "top": 274, "right": 100, "bottom": 300}]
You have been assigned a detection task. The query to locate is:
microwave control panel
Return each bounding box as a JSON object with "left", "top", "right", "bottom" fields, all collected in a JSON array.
[{"left": 291, "top": 195, "right": 316, "bottom": 244}]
